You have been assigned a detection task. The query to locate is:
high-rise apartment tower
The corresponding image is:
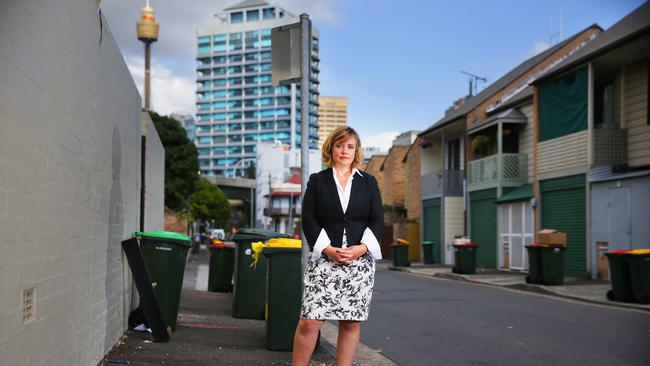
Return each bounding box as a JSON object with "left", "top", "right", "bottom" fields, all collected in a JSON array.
[
  {"left": 317, "top": 96, "right": 348, "bottom": 147},
  {"left": 196, "top": 0, "right": 320, "bottom": 177}
]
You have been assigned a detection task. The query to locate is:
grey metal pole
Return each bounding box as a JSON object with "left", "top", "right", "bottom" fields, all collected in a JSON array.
[{"left": 299, "top": 13, "right": 311, "bottom": 268}]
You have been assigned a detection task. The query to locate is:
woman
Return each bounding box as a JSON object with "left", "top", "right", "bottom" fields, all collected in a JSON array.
[{"left": 292, "top": 126, "right": 384, "bottom": 366}]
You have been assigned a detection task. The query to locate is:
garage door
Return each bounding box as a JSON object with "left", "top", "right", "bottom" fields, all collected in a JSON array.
[
  {"left": 470, "top": 189, "right": 497, "bottom": 268},
  {"left": 423, "top": 198, "right": 441, "bottom": 263},
  {"left": 540, "top": 175, "right": 586, "bottom": 277}
]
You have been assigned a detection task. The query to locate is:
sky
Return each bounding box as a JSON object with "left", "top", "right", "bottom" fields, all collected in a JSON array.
[{"left": 100, "top": 0, "right": 645, "bottom": 151}]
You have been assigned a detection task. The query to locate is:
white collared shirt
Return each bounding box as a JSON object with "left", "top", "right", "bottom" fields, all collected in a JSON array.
[{"left": 311, "top": 167, "right": 383, "bottom": 260}]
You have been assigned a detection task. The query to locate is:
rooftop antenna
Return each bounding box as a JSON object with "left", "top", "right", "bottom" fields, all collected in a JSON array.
[{"left": 461, "top": 71, "right": 487, "bottom": 97}]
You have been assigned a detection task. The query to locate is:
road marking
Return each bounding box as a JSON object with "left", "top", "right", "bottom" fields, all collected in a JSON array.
[
  {"left": 195, "top": 264, "right": 209, "bottom": 291},
  {"left": 320, "top": 322, "right": 398, "bottom": 365}
]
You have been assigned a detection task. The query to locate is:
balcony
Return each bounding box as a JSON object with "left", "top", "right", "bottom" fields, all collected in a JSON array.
[
  {"left": 467, "top": 153, "right": 527, "bottom": 192},
  {"left": 421, "top": 169, "right": 464, "bottom": 199},
  {"left": 264, "top": 207, "right": 301, "bottom": 216},
  {"left": 593, "top": 127, "right": 627, "bottom": 168}
]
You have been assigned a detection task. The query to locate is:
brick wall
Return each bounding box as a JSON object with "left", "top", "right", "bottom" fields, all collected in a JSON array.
[
  {"left": 0, "top": 2, "right": 164, "bottom": 365},
  {"left": 381, "top": 146, "right": 410, "bottom": 208}
]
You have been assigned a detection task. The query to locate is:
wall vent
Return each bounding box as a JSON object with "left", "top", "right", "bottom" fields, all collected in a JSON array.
[{"left": 22, "top": 288, "right": 35, "bottom": 323}]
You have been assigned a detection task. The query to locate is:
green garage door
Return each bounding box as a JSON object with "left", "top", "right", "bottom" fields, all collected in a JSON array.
[
  {"left": 540, "top": 175, "right": 586, "bottom": 277},
  {"left": 423, "top": 198, "right": 441, "bottom": 263},
  {"left": 470, "top": 189, "right": 498, "bottom": 268}
]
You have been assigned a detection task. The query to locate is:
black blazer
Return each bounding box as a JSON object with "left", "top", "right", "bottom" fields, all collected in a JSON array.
[{"left": 302, "top": 168, "right": 384, "bottom": 251}]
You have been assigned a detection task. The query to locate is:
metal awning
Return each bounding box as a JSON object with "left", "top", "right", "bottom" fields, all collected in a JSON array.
[
  {"left": 467, "top": 108, "right": 528, "bottom": 135},
  {"left": 496, "top": 184, "right": 533, "bottom": 204}
]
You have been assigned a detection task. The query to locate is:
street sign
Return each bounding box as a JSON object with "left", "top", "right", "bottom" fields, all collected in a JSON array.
[{"left": 271, "top": 22, "right": 301, "bottom": 86}]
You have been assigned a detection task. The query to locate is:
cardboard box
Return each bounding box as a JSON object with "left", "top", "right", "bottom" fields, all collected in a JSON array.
[{"left": 538, "top": 229, "right": 567, "bottom": 245}]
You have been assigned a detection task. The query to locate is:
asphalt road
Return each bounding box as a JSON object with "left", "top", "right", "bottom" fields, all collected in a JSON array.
[{"left": 360, "top": 265, "right": 650, "bottom": 366}]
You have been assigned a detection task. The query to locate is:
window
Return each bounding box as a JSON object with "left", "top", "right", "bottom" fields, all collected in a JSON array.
[
  {"left": 263, "top": 8, "right": 275, "bottom": 20},
  {"left": 214, "top": 79, "right": 227, "bottom": 86},
  {"left": 228, "top": 54, "right": 242, "bottom": 63},
  {"left": 260, "top": 63, "right": 271, "bottom": 71},
  {"left": 227, "top": 66, "right": 241, "bottom": 74},
  {"left": 260, "top": 29, "right": 272, "bottom": 48},
  {"left": 246, "top": 10, "right": 259, "bottom": 22},
  {"left": 261, "top": 121, "right": 274, "bottom": 129},
  {"left": 245, "top": 64, "right": 260, "bottom": 73},
  {"left": 231, "top": 12, "right": 243, "bottom": 23},
  {"left": 213, "top": 55, "right": 226, "bottom": 64},
  {"left": 595, "top": 80, "right": 615, "bottom": 129},
  {"left": 245, "top": 52, "right": 259, "bottom": 61},
  {"left": 228, "top": 77, "right": 242, "bottom": 85},
  {"left": 229, "top": 33, "right": 242, "bottom": 51},
  {"left": 245, "top": 31, "right": 259, "bottom": 49},
  {"left": 213, "top": 67, "right": 226, "bottom": 75},
  {"left": 245, "top": 122, "right": 258, "bottom": 130},
  {"left": 260, "top": 86, "right": 274, "bottom": 94},
  {"left": 212, "top": 147, "right": 225, "bottom": 155},
  {"left": 214, "top": 34, "right": 227, "bottom": 52},
  {"left": 244, "top": 87, "right": 259, "bottom": 96},
  {"left": 260, "top": 51, "right": 271, "bottom": 60},
  {"left": 447, "top": 139, "right": 460, "bottom": 170}
]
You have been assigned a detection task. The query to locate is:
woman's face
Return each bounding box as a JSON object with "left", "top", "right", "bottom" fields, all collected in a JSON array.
[{"left": 331, "top": 136, "right": 357, "bottom": 169}]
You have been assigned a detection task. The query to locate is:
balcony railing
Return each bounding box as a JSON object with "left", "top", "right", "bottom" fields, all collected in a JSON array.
[
  {"left": 264, "top": 207, "right": 301, "bottom": 216},
  {"left": 467, "top": 153, "right": 527, "bottom": 192},
  {"left": 593, "top": 127, "right": 627, "bottom": 168},
  {"left": 421, "top": 169, "right": 464, "bottom": 199}
]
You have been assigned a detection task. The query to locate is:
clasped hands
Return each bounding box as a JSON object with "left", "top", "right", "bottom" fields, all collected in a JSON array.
[{"left": 323, "top": 244, "right": 368, "bottom": 265}]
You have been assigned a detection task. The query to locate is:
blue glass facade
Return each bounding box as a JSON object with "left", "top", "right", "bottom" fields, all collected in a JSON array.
[{"left": 195, "top": 3, "right": 320, "bottom": 177}]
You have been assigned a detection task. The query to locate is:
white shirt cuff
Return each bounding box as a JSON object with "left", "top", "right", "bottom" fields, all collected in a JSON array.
[
  {"left": 361, "top": 227, "right": 383, "bottom": 260},
  {"left": 311, "top": 229, "right": 331, "bottom": 259}
]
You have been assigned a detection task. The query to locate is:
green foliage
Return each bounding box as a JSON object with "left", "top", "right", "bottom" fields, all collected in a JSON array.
[
  {"left": 149, "top": 111, "right": 199, "bottom": 211},
  {"left": 189, "top": 178, "right": 232, "bottom": 226}
]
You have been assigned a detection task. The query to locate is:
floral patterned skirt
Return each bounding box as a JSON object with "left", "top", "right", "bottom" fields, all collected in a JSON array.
[{"left": 300, "top": 253, "right": 375, "bottom": 321}]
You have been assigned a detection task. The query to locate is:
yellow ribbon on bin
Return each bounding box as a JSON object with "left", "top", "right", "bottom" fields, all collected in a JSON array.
[
  {"left": 250, "top": 238, "right": 302, "bottom": 269},
  {"left": 630, "top": 249, "right": 650, "bottom": 255}
]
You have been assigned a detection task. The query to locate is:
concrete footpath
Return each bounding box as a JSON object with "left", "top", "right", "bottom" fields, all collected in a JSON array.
[
  {"left": 98, "top": 246, "right": 336, "bottom": 366},
  {"left": 387, "top": 262, "right": 650, "bottom": 312}
]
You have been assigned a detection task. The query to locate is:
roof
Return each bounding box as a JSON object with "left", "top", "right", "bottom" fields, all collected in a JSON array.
[
  {"left": 224, "top": 0, "right": 269, "bottom": 11},
  {"left": 496, "top": 184, "right": 533, "bottom": 204},
  {"left": 468, "top": 108, "right": 527, "bottom": 135},
  {"left": 379, "top": 145, "right": 410, "bottom": 171},
  {"left": 418, "top": 24, "right": 602, "bottom": 137},
  {"left": 534, "top": 2, "right": 650, "bottom": 84},
  {"left": 488, "top": 86, "right": 534, "bottom": 115}
]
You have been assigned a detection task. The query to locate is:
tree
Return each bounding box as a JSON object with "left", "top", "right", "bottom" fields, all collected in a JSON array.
[
  {"left": 149, "top": 111, "right": 199, "bottom": 212},
  {"left": 189, "top": 179, "right": 232, "bottom": 226}
]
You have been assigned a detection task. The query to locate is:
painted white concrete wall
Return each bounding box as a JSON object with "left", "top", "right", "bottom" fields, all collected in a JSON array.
[
  {"left": 0, "top": 1, "right": 163, "bottom": 365},
  {"left": 144, "top": 113, "right": 165, "bottom": 231}
]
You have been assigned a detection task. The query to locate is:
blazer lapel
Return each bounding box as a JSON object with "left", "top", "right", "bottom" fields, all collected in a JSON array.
[
  {"left": 325, "top": 168, "right": 345, "bottom": 216},
  {"left": 349, "top": 171, "right": 365, "bottom": 214}
]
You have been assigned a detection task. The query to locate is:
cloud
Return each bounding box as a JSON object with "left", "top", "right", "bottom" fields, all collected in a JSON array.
[
  {"left": 125, "top": 55, "right": 195, "bottom": 116},
  {"left": 530, "top": 40, "right": 552, "bottom": 56},
  {"left": 362, "top": 131, "right": 399, "bottom": 152},
  {"left": 100, "top": 0, "right": 347, "bottom": 116}
]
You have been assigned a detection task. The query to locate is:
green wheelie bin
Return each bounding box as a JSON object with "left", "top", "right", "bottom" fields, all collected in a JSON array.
[
  {"left": 540, "top": 245, "right": 565, "bottom": 285},
  {"left": 628, "top": 249, "right": 650, "bottom": 304},
  {"left": 263, "top": 243, "right": 302, "bottom": 351},
  {"left": 232, "top": 229, "right": 291, "bottom": 319},
  {"left": 421, "top": 240, "right": 435, "bottom": 264},
  {"left": 208, "top": 241, "right": 235, "bottom": 292},
  {"left": 525, "top": 244, "right": 545, "bottom": 284},
  {"left": 604, "top": 250, "right": 633, "bottom": 302},
  {"left": 452, "top": 243, "right": 477, "bottom": 274},
  {"left": 136, "top": 231, "right": 192, "bottom": 331},
  {"left": 391, "top": 240, "right": 410, "bottom": 267}
]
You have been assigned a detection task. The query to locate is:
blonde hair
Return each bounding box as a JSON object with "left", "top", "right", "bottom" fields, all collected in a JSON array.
[{"left": 321, "top": 126, "right": 364, "bottom": 168}]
